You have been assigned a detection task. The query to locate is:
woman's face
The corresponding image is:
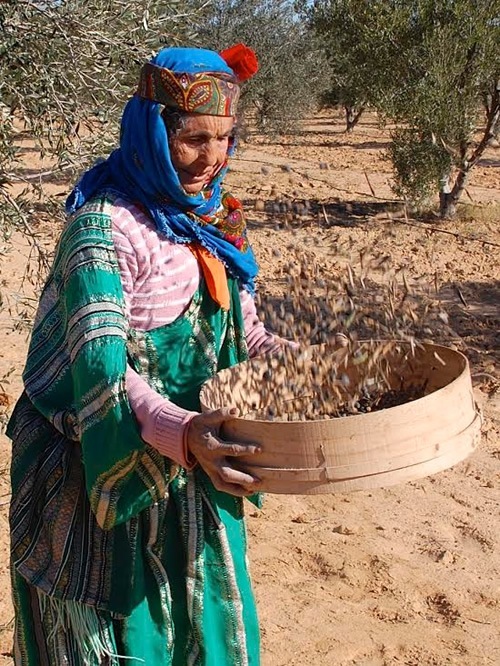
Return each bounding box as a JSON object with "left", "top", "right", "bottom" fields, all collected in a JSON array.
[{"left": 169, "top": 114, "right": 234, "bottom": 194}]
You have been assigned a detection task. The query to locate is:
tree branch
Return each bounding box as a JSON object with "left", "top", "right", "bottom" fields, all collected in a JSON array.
[
  {"left": 468, "top": 78, "right": 500, "bottom": 168},
  {"left": 382, "top": 215, "right": 500, "bottom": 249}
]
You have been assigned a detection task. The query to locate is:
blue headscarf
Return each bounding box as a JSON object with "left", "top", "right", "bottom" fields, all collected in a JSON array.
[{"left": 66, "top": 47, "right": 258, "bottom": 294}]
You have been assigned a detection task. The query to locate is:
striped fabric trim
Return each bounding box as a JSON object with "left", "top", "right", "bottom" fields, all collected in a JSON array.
[
  {"left": 143, "top": 504, "right": 175, "bottom": 653},
  {"left": 79, "top": 379, "right": 122, "bottom": 424},
  {"left": 218, "top": 525, "right": 249, "bottom": 665},
  {"left": 136, "top": 448, "right": 170, "bottom": 503},
  {"left": 92, "top": 452, "right": 141, "bottom": 531},
  {"left": 69, "top": 324, "right": 127, "bottom": 363},
  {"left": 186, "top": 475, "right": 204, "bottom": 666}
]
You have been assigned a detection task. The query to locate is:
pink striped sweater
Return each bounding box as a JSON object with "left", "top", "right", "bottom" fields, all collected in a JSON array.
[{"left": 111, "top": 198, "right": 280, "bottom": 467}]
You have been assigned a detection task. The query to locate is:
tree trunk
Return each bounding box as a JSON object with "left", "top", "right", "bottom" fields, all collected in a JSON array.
[
  {"left": 439, "top": 168, "right": 470, "bottom": 219},
  {"left": 440, "top": 79, "right": 500, "bottom": 218},
  {"left": 439, "top": 191, "right": 457, "bottom": 220},
  {"left": 344, "top": 105, "right": 364, "bottom": 133},
  {"left": 439, "top": 175, "right": 453, "bottom": 218}
]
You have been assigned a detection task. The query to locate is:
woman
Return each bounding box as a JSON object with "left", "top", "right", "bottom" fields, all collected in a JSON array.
[{"left": 7, "top": 45, "right": 285, "bottom": 665}]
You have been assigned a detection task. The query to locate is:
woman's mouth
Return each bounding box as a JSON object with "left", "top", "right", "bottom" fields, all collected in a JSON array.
[{"left": 179, "top": 168, "right": 213, "bottom": 183}]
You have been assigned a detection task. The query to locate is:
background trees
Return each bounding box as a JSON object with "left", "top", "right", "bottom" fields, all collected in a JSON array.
[
  {"left": 309, "top": 0, "right": 401, "bottom": 132},
  {"left": 383, "top": 0, "right": 500, "bottom": 218},
  {"left": 310, "top": 0, "right": 500, "bottom": 217},
  {"left": 0, "top": 0, "right": 207, "bottom": 234},
  {"left": 1, "top": 0, "right": 498, "bottom": 229},
  {"left": 1, "top": 0, "right": 323, "bottom": 239},
  {"left": 197, "top": 0, "right": 324, "bottom": 131}
]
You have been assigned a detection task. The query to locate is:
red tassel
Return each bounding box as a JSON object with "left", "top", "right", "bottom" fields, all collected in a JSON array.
[{"left": 220, "top": 43, "right": 259, "bottom": 82}]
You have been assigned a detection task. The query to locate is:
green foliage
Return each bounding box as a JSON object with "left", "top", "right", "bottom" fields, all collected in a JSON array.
[
  {"left": 0, "top": 0, "right": 207, "bottom": 238},
  {"left": 310, "top": 0, "right": 500, "bottom": 215},
  {"left": 388, "top": 129, "right": 452, "bottom": 203},
  {"left": 0, "top": 109, "right": 25, "bottom": 241},
  {"left": 379, "top": 1, "right": 499, "bottom": 131},
  {"left": 0, "top": 0, "right": 206, "bottom": 153},
  {"left": 198, "top": 0, "right": 325, "bottom": 132},
  {"left": 384, "top": 0, "right": 500, "bottom": 213},
  {"left": 309, "top": 0, "right": 407, "bottom": 123}
]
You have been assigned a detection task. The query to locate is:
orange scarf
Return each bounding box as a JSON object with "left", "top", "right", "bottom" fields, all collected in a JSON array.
[{"left": 189, "top": 244, "right": 230, "bottom": 311}]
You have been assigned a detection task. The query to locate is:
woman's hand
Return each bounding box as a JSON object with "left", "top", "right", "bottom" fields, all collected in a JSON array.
[{"left": 187, "top": 407, "right": 261, "bottom": 497}]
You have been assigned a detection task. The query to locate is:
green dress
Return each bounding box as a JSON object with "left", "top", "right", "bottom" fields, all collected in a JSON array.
[{"left": 8, "top": 195, "right": 260, "bottom": 665}]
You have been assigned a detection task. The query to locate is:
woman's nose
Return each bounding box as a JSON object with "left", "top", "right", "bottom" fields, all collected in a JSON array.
[{"left": 199, "top": 140, "right": 220, "bottom": 166}]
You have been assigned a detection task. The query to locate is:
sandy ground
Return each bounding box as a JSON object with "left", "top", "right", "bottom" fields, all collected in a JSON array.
[{"left": 0, "top": 112, "right": 499, "bottom": 665}]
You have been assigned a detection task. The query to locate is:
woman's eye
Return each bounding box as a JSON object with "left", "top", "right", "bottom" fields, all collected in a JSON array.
[{"left": 183, "top": 135, "right": 229, "bottom": 147}]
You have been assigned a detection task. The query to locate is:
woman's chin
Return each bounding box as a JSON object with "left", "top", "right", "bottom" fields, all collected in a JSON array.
[
  {"left": 182, "top": 183, "right": 206, "bottom": 195},
  {"left": 180, "top": 177, "right": 214, "bottom": 195},
  {"left": 177, "top": 170, "right": 214, "bottom": 195}
]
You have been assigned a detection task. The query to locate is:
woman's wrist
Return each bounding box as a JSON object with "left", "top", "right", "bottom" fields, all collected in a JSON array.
[
  {"left": 126, "top": 366, "right": 198, "bottom": 468},
  {"left": 152, "top": 402, "right": 198, "bottom": 468}
]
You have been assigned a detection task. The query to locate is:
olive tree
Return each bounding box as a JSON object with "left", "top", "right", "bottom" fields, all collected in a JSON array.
[
  {"left": 309, "top": 1, "right": 397, "bottom": 132},
  {"left": 383, "top": 0, "right": 500, "bottom": 218},
  {"left": 0, "top": 0, "right": 208, "bottom": 236},
  {"left": 198, "top": 0, "right": 325, "bottom": 131},
  {"left": 310, "top": 0, "right": 500, "bottom": 217}
]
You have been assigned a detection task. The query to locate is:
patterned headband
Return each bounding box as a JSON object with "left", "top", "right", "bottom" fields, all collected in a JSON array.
[{"left": 137, "top": 63, "right": 241, "bottom": 116}]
